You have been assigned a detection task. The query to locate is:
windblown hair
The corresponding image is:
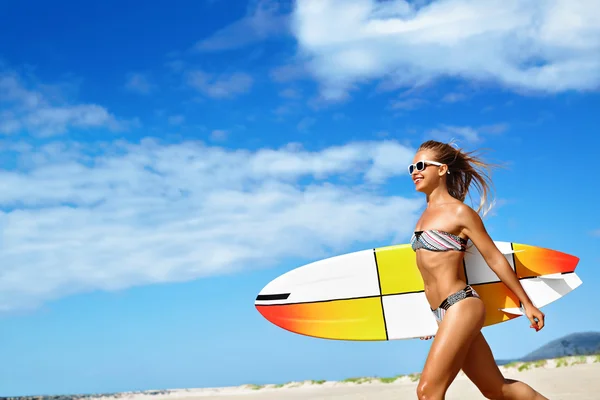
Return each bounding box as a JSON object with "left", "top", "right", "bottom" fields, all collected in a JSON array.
[{"left": 418, "top": 139, "right": 500, "bottom": 217}]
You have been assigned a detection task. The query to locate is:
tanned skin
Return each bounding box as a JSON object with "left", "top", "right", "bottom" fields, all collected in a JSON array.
[{"left": 411, "top": 149, "right": 548, "bottom": 400}]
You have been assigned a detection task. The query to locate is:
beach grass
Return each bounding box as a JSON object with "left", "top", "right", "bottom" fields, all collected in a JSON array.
[
  {"left": 42, "top": 353, "right": 600, "bottom": 400},
  {"left": 250, "top": 354, "right": 600, "bottom": 392},
  {"left": 378, "top": 375, "right": 403, "bottom": 384}
]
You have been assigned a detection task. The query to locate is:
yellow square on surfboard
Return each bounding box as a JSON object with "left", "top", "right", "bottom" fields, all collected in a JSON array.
[{"left": 375, "top": 244, "right": 424, "bottom": 295}]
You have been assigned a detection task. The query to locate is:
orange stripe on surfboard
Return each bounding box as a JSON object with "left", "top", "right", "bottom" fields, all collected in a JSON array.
[{"left": 255, "top": 296, "right": 387, "bottom": 341}]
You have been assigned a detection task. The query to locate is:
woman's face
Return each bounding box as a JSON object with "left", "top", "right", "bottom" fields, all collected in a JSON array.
[{"left": 409, "top": 150, "right": 442, "bottom": 193}]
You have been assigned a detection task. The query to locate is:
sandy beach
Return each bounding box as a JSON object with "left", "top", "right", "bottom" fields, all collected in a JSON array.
[{"left": 83, "top": 355, "right": 600, "bottom": 400}]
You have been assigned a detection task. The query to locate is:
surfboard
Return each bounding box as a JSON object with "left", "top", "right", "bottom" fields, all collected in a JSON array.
[{"left": 255, "top": 242, "right": 581, "bottom": 341}]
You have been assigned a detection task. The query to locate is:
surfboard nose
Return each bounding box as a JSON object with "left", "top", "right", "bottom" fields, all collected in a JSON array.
[
  {"left": 252, "top": 253, "right": 388, "bottom": 341},
  {"left": 254, "top": 296, "right": 388, "bottom": 341}
]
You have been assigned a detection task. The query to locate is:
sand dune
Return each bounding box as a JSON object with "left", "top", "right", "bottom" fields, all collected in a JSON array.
[{"left": 83, "top": 355, "right": 600, "bottom": 400}]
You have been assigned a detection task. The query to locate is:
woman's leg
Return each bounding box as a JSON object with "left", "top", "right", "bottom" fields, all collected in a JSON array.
[
  {"left": 417, "top": 297, "right": 485, "bottom": 400},
  {"left": 461, "top": 332, "right": 549, "bottom": 399}
]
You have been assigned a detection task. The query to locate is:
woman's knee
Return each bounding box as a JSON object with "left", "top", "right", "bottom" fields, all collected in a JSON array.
[
  {"left": 416, "top": 378, "right": 444, "bottom": 400},
  {"left": 416, "top": 380, "right": 429, "bottom": 400}
]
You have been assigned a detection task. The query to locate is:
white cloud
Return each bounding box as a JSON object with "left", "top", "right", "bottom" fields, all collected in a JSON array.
[
  {"left": 442, "top": 93, "right": 468, "bottom": 103},
  {"left": 0, "top": 71, "right": 133, "bottom": 136},
  {"left": 291, "top": 0, "right": 600, "bottom": 101},
  {"left": 390, "top": 98, "right": 428, "bottom": 110},
  {"left": 0, "top": 138, "right": 422, "bottom": 312},
  {"left": 210, "top": 129, "right": 228, "bottom": 141},
  {"left": 479, "top": 123, "right": 509, "bottom": 135},
  {"left": 194, "top": 0, "right": 289, "bottom": 52},
  {"left": 187, "top": 70, "right": 254, "bottom": 99},
  {"left": 296, "top": 116, "right": 316, "bottom": 132},
  {"left": 426, "top": 123, "right": 508, "bottom": 143},
  {"left": 125, "top": 73, "right": 155, "bottom": 94},
  {"left": 270, "top": 63, "right": 308, "bottom": 83},
  {"left": 427, "top": 125, "right": 481, "bottom": 143},
  {"left": 168, "top": 115, "right": 185, "bottom": 126},
  {"left": 279, "top": 88, "right": 301, "bottom": 99}
]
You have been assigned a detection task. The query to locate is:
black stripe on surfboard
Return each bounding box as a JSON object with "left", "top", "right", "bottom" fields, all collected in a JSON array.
[
  {"left": 372, "top": 249, "right": 389, "bottom": 341},
  {"left": 255, "top": 293, "right": 380, "bottom": 306},
  {"left": 254, "top": 290, "right": 426, "bottom": 307},
  {"left": 256, "top": 293, "right": 290, "bottom": 301},
  {"left": 511, "top": 242, "right": 517, "bottom": 273},
  {"left": 509, "top": 242, "right": 528, "bottom": 322}
]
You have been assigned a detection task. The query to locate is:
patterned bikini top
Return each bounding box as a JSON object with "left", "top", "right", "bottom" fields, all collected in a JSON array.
[{"left": 410, "top": 229, "right": 468, "bottom": 252}]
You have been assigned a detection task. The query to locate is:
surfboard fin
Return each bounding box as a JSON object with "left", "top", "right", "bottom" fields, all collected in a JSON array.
[
  {"left": 535, "top": 273, "right": 565, "bottom": 280},
  {"left": 499, "top": 303, "right": 531, "bottom": 316},
  {"left": 499, "top": 307, "right": 524, "bottom": 315},
  {"left": 500, "top": 249, "right": 525, "bottom": 255}
]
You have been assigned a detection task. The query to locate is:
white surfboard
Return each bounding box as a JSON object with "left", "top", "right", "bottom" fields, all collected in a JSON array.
[{"left": 255, "top": 241, "right": 581, "bottom": 340}]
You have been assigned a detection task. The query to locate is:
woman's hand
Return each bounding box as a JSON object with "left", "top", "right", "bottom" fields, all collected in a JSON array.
[{"left": 524, "top": 303, "right": 545, "bottom": 331}]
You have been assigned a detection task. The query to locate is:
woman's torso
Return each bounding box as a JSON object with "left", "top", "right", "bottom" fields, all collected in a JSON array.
[{"left": 413, "top": 203, "right": 470, "bottom": 309}]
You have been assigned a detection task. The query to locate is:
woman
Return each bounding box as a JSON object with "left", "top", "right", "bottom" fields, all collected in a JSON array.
[{"left": 409, "top": 140, "right": 548, "bottom": 400}]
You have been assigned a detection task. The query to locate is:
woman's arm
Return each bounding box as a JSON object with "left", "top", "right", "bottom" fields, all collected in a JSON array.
[{"left": 459, "top": 205, "right": 545, "bottom": 331}]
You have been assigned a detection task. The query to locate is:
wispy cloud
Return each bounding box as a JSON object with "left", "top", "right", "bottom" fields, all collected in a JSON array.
[
  {"left": 279, "top": 88, "right": 301, "bottom": 99},
  {"left": 0, "top": 138, "right": 421, "bottom": 312},
  {"left": 210, "top": 129, "right": 228, "bottom": 141},
  {"left": 125, "top": 73, "right": 155, "bottom": 94},
  {"left": 168, "top": 115, "right": 185, "bottom": 126},
  {"left": 390, "top": 98, "right": 428, "bottom": 110},
  {"left": 297, "top": 117, "right": 316, "bottom": 132},
  {"left": 194, "top": 0, "right": 289, "bottom": 52},
  {"left": 426, "top": 123, "right": 509, "bottom": 143},
  {"left": 428, "top": 125, "right": 481, "bottom": 143},
  {"left": 291, "top": 0, "right": 600, "bottom": 101},
  {"left": 187, "top": 70, "right": 254, "bottom": 99},
  {"left": 0, "top": 71, "right": 135, "bottom": 136},
  {"left": 479, "top": 123, "right": 509, "bottom": 135},
  {"left": 270, "top": 63, "right": 308, "bottom": 83},
  {"left": 442, "top": 93, "right": 468, "bottom": 103}
]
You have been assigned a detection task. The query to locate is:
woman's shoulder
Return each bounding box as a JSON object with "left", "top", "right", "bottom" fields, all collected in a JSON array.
[
  {"left": 453, "top": 201, "right": 475, "bottom": 214},
  {"left": 453, "top": 202, "right": 485, "bottom": 230},
  {"left": 443, "top": 200, "right": 474, "bottom": 216}
]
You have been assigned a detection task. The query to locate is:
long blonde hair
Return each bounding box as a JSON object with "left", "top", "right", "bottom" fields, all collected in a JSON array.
[{"left": 418, "top": 140, "right": 500, "bottom": 217}]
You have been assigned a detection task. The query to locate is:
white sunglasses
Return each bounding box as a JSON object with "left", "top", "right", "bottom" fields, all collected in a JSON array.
[{"left": 407, "top": 159, "right": 444, "bottom": 175}]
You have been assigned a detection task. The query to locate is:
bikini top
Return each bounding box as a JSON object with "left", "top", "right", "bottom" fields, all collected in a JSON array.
[{"left": 410, "top": 229, "right": 468, "bottom": 252}]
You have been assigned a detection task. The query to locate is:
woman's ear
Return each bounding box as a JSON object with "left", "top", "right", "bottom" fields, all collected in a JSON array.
[{"left": 439, "top": 164, "right": 449, "bottom": 176}]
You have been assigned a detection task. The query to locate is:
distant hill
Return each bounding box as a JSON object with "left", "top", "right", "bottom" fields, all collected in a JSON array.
[{"left": 496, "top": 332, "right": 600, "bottom": 365}]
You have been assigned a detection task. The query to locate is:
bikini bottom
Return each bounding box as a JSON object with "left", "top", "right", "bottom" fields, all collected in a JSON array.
[{"left": 431, "top": 285, "right": 480, "bottom": 323}]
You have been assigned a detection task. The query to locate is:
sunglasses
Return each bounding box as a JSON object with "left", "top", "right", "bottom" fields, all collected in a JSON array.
[{"left": 408, "top": 159, "right": 444, "bottom": 175}]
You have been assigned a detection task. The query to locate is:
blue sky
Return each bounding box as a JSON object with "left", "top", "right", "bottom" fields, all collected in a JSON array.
[{"left": 1, "top": 0, "right": 599, "bottom": 396}]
